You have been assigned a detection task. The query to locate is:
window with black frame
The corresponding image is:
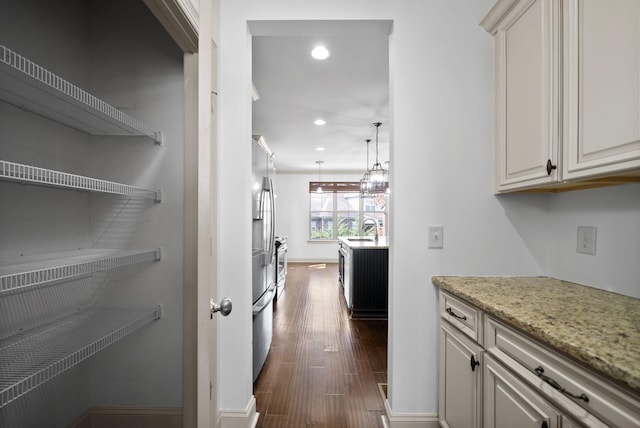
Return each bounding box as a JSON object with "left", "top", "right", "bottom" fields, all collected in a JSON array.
[{"left": 309, "top": 181, "right": 387, "bottom": 240}]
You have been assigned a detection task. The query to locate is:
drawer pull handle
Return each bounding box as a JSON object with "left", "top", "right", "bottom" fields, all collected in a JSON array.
[
  {"left": 534, "top": 366, "right": 589, "bottom": 403},
  {"left": 470, "top": 355, "right": 480, "bottom": 372},
  {"left": 446, "top": 307, "right": 467, "bottom": 321}
]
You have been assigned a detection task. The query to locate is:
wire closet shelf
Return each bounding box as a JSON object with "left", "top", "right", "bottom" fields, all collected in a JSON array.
[
  {"left": 0, "top": 44, "right": 163, "bottom": 144},
  {"left": 0, "top": 160, "right": 163, "bottom": 202},
  {"left": 0, "top": 248, "right": 162, "bottom": 296},
  {"left": 0, "top": 306, "right": 162, "bottom": 408}
]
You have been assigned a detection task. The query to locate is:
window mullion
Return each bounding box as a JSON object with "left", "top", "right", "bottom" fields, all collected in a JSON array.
[
  {"left": 359, "top": 195, "right": 364, "bottom": 229},
  {"left": 333, "top": 192, "right": 338, "bottom": 240}
]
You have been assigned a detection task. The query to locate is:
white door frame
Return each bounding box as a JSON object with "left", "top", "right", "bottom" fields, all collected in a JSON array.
[{"left": 143, "top": 1, "right": 218, "bottom": 427}]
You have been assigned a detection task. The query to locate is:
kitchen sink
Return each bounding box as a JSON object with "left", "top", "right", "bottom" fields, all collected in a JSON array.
[{"left": 347, "top": 237, "right": 375, "bottom": 242}]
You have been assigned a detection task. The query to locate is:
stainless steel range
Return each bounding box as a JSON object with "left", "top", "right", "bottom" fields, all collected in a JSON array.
[{"left": 274, "top": 236, "right": 287, "bottom": 301}]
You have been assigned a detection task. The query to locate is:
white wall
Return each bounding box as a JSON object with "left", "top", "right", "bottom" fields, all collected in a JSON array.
[
  {"left": 546, "top": 184, "right": 640, "bottom": 298},
  {"left": 275, "top": 171, "right": 363, "bottom": 262},
  {"left": 217, "top": 0, "right": 640, "bottom": 420},
  {"left": 217, "top": 0, "right": 255, "bottom": 412}
]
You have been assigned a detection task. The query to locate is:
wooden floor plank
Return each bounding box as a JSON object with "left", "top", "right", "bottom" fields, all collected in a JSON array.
[{"left": 254, "top": 263, "right": 387, "bottom": 427}]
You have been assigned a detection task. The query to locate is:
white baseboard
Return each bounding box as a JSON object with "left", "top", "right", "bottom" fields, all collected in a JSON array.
[
  {"left": 219, "top": 395, "right": 259, "bottom": 428},
  {"left": 68, "top": 407, "right": 182, "bottom": 428},
  {"left": 382, "top": 398, "right": 440, "bottom": 428},
  {"left": 69, "top": 397, "right": 259, "bottom": 428}
]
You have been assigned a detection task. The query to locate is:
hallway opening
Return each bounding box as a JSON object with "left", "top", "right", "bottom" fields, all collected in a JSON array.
[{"left": 254, "top": 263, "right": 387, "bottom": 427}]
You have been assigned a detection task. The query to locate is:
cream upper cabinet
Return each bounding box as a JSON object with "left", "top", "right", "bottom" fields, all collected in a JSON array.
[
  {"left": 482, "top": 0, "right": 640, "bottom": 193},
  {"left": 482, "top": 0, "right": 561, "bottom": 192},
  {"left": 562, "top": 0, "right": 640, "bottom": 179}
]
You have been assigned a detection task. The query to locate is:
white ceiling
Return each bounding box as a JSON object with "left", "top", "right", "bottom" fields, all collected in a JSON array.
[{"left": 251, "top": 21, "right": 390, "bottom": 173}]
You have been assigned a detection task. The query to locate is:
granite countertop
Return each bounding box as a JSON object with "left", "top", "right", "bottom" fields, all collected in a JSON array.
[
  {"left": 432, "top": 276, "right": 640, "bottom": 394},
  {"left": 339, "top": 236, "right": 389, "bottom": 249}
]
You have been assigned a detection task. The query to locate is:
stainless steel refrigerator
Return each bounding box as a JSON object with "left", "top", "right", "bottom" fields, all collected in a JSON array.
[{"left": 251, "top": 135, "right": 276, "bottom": 382}]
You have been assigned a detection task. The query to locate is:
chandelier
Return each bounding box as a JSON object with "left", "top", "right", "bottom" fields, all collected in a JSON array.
[
  {"left": 360, "top": 139, "right": 372, "bottom": 194},
  {"left": 365, "top": 122, "right": 388, "bottom": 194}
]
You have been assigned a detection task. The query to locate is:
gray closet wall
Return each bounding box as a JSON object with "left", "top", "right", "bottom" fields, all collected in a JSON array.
[{"left": 0, "top": 1, "right": 185, "bottom": 426}]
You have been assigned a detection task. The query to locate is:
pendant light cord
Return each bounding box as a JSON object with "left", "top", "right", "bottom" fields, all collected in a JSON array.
[
  {"left": 316, "top": 160, "right": 324, "bottom": 193},
  {"left": 373, "top": 122, "right": 383, "bottom": 167},
  {"left": 375, "top": 124, "right": 380, "bottom": 164},
  {"left": 366, "top": 139, "right": 371, "bottom": 170}
]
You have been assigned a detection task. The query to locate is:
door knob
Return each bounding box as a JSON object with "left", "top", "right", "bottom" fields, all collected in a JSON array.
[{"left": 210, "top": 297, "right": 232, "bottom": 318}]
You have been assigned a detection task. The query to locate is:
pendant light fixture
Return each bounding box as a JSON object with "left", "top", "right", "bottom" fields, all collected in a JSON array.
[
  {"left": 360, "top": 139, "right": 372, "bottom": 195},
  {"left": 316, "top": 160, "right": 324, "bottom": 193},
  {"left": 367, "top": 122, "right": 388, "bottom": 194}
]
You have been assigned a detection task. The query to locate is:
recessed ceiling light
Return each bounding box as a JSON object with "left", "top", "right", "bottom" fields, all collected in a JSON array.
[
  {"left": 314, "top": 119, "right": 326, "bottom": 126},
  {"left": 311, "top": 45, "right": 330, "bottom": 60},
  {"left": 316, "top": 147, "right": 325, "bottom": 151}
]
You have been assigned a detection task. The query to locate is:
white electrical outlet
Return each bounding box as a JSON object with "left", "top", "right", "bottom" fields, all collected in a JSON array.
[
  {"left": 577, "top": 226, "right": 597, "bottom": 255},
  {"left": 428, "top": 225, "right": 444, "bottom": 249}
]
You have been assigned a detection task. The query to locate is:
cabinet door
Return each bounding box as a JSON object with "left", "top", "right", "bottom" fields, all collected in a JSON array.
[
  {"left": 439, "top": 321, "right": 483, "bottom": 428},
  {"left": 563, "top": 0, "right": 640, "bottom": 179},
  {"left": 484, "top": 354, "right": 561, "bottom": 428},
  {"left": 492, "top": 0, "right": 561, "bottom": 192}
]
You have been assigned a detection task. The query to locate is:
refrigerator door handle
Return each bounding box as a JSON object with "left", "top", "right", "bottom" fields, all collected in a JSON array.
[
  {"left": 252, "top": 284, "right": 275, "bottom": 316},
  {"left": 269, "top": 183, "right": 276, "bottom": 259},
  {"left": 256, "top": 189, "right": 265, "bottom": 221}
]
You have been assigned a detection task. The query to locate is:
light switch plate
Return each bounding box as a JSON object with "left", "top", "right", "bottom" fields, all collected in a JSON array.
[
  {"left": 577, "top": 226, "right": 596, "bottom": 255},
  {"left": 428, "top": 225, "right": 444, "bottom": 249}
]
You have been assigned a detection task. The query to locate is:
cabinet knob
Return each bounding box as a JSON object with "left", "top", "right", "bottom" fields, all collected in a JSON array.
[
  {"left": 541, "top": 422, "right": 548, "bottom": 428},
  {"left": 470, "top": 355, "right": 480, "bottom": 372},
  {"left": 546, "top": 159, "right": 557, "bottom": 175}
]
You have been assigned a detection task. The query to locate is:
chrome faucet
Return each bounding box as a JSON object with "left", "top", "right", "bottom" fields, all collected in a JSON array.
[{"left": 361, "top": 218, "right": 379, "bottom": 242}]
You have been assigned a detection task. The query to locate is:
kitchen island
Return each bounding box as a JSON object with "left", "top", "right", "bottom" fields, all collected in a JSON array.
[
  {"left": 433, "top": 276, "right": 640, "bottom": 427},
  {"left": 338, "top": 237, "right": 388, "bottom": 319}
]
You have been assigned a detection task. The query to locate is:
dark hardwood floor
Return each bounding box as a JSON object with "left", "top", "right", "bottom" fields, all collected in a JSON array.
[{"left": 254, "top": 262, "right": 388, "bottom": 428}]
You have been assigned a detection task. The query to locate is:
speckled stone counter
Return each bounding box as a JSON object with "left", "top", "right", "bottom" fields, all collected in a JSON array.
[{"left": 431, "top": 276, "right": 640, "bottom": 394}]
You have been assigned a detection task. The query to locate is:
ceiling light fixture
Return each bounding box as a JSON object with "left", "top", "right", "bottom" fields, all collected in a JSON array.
[
  {"left": 360, "top": 139, "right": 372, "bottom": 195},
  {"left": 316, "top": 160, "right": 324, "bottom": 193},
  {"left": 314, "top": 119, "right": 326, "bottom": 126},
  {"left": 316, "top": 147, "right": 325, "bottom": 151},
  {"left": 367, "top": 122, "right": 388, "bottom": 194},
  {"left": 311, "top": 45, "right": 330, "bottom": 60}
]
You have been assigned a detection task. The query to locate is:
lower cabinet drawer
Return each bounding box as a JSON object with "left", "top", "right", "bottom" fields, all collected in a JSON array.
[
  {"left": 485, "top": 316, "right": 640, "bottom": 427},
  {"left": 439, "top": 290, "right": 483, "bottom": 344},
  {"left": 484, "top": 354, "right": 562, "bottom": 428}
]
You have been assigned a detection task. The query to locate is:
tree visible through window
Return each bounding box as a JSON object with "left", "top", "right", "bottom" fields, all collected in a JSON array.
[
  {"left": 309, "top": 191, "right": 334, "bottom": 239},
  {"left": 309, "top": 182, "right": 387, "bottom": 240}
]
